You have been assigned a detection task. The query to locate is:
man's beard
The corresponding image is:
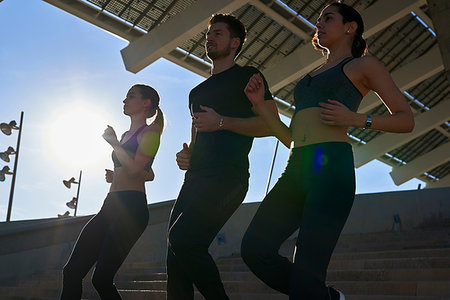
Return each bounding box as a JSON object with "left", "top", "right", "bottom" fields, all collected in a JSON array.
[{"left": 206, "top": 41, "right": 232, "bottom": 60}]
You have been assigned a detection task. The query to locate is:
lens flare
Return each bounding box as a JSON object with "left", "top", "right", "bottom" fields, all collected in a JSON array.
[
  {"left": 139, "top": 131, "right": 161, "bottom": 157},
  {"left": 313, "top": 146, "right": 328, "bottom": 174}
]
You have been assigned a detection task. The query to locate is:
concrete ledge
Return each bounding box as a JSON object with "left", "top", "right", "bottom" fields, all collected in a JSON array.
[{"left": 0, "top": 187, "right": 448, "bottom": 281}]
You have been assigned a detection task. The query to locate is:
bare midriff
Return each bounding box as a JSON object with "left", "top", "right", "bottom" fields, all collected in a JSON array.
[
  {"left": 109, "top": 167, "right": 146, "bottom": 192},
  {"left": 291, "top": 107, "right": 350, "bottom": 148}
]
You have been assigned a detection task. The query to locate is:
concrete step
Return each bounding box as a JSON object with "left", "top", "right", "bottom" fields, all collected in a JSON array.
[
  {"left": 331, "top": 248, "right": 450, "bottom": 260},
  {"left": 334, "top": 229, "right": 450, "bottom": 252},
  {"left": 0, "top": 296, "right": 446, "bottom": 300},
  {"left": 2, "top": 277, "right": 450, "bottom": 298},
  {"left": 2, "top": 229, "right": 450, "bottom": 300},
  {"left": 345, "top": 297, "right": 447, "bottom": 300},
  {"left": 329, "top": 281, "right": 450, "bottom": 297},
  {"left": 2, "top": 290, "right": 447, "bottom": 300},
  {"left": 214, "top": 248, "right": 450, "bottom": 267},
  {"left": 11, "top": 265, "right": 450, "bottom": 293},
  {"left": 329, "top": 256, "right": 450, "bottom": 270},
  {"left": 215, "top": 256, "right": 450, "bottom": 272}
]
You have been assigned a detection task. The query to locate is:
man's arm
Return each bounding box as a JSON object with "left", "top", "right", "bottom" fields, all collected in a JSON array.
[{"left": 193, "top": 100, "right": 279, "bottom": 137}]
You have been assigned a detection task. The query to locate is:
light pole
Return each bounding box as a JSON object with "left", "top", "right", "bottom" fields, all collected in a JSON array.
[
  {"left": 0, "top": 111, "right": 23, "bottom": 222},
  {"left": 63, "top": 170, "right": 82, "bottom": 216}
]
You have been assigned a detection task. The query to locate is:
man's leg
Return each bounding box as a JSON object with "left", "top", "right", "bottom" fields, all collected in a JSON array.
[
  {"left": 166, "top": 181, "right": 196, "bottom": 300},
  {"left": 167, "top": 172, "right": 248, "bottom": 300}
]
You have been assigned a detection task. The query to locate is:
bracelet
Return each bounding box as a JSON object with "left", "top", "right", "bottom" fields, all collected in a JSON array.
[
  {"left": 364, "top": 115, "right": 372, "bottom": 129},
  {"left": 219, "top": 115, "right": 224, "bottom": 129}
]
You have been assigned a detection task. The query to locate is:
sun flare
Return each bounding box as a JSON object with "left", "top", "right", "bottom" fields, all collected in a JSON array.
[{"left": 47, "top": 104, "right": 111, "bottom": 170}]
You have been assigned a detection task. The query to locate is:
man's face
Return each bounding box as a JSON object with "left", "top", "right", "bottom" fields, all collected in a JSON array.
[{"left": 205, "top": 22, "right": 235, "bottom": 61}]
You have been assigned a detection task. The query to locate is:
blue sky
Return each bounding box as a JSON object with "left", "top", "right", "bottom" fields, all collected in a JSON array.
[{"left": 0, "top": 0, "right": 424, "bottom": 221}]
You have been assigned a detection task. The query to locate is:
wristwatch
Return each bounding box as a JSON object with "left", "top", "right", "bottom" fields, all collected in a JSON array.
[
  {"left": 219, "top": 115, "right": 224, "bottom": 129},
  {"left": 364, "top": 115, "right": 372, "bottom": 129}
]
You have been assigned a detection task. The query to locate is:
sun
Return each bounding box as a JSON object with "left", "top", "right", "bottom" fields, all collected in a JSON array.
[{"left": 47, "top": 104, "right": 111, "bottom": 170}]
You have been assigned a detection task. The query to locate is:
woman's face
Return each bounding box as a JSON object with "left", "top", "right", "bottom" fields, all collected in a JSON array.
[
  {"left": 315, "top": 5, "right": 347, "bottom": 50},
  {"left": 123, "top": 87, "right": 150, "bottom": 116}
]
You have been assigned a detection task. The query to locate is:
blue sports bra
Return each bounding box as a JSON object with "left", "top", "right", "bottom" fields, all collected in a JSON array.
[
  {"left": 294, "top": 57, "right": 363, "bottom": 113},
  {"left": 112, "top": 125, "right": 147, "bottom": 168}
]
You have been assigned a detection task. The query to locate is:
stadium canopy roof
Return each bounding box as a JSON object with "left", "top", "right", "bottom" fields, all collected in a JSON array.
[{"left": 43, "top": 0, "right": 449, "bottom": 188}]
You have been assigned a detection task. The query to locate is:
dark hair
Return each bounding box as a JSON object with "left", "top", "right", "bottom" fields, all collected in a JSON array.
[
  {"left": 208, "top": 13, "right": 247, "bottom": 58},
  {"left": 312, "top": 2, "right": 368, "bottom": 57},
  {"left": 132, "top": 84, "right": 164, "bottom": 131}
]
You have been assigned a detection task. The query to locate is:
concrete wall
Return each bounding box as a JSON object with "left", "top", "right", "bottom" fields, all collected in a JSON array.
[{"left": 0, "top": 187, "right": 449, "bottom": 281}]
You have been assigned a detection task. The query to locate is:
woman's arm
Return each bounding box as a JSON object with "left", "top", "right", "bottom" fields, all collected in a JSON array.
[
  {"left": 244, "top": 73, "right": 292, "bottom": 147},
  {"left": 319, "top": 56, "right": 414, "bottom": 133},
  {"left": 361, "top": 56, "right": 414, "bottom": 132},
  {"left": 103, "top": 124, "right": 161, "bottom": 177},
  {"left": 192, "top": 102, "right": 279, "bottom": 137}
]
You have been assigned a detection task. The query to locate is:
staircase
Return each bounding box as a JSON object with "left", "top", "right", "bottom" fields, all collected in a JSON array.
[{"left": 1, "top": 227, "right": 449, "bottom": 300}]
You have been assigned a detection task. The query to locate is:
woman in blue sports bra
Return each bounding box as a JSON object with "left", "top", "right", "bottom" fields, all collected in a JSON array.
[
  {"left": 241, "top": 3, "right": 414, "bottom": 300},
  {"left": 61, "top": 84, "right": 164, "bottom": 300}
]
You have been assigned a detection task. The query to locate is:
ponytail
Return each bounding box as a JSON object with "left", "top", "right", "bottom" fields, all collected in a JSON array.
[
  {"left": 152, "top": 107, "right": 165, "bottom": 131},
  {"left": 352, "top": 33, "right": 367, "bottom": 57}
]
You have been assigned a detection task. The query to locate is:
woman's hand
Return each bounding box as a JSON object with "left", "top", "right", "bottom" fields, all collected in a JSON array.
[
  {"left": 319, "top": 100, "right": 362, "bottom": 127},
  {"left": 105, "top": 169, "right": 113, "bottom": 183},
  {"left": 245, "top": 73, "right": 265, "bottom": 108},
  {"left": 103, "top": 125, "right": 120, "bottom": 147}
]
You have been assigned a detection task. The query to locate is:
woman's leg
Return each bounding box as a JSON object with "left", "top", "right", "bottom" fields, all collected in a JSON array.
[
  {"left": 290, "top": 143, "right": 355, "bottom": 299},
  {"left": 91, "top": 191, "right": 149, "bottom": 300},
  {"left": 61, "top": 211, "right": 108, "bottom": 300},
  {"left": 241, "top": 162, "right": 305, "bottom": 294}
]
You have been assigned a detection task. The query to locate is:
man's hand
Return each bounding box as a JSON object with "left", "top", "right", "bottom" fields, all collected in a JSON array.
[
  {"left": 192, "top": 105, "right": 221, "bottom": 132},
  {"left": 176, "top": 143, "right": 190, "bottom": 170},
  {"left": 105, "top": 169, "right": 114, "bottom": 183}
]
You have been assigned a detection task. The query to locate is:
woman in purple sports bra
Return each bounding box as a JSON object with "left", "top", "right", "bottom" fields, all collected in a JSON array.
[
  {"left": 61, "top": 84, "right": 164, "bottom": 300},
  {"left": 241, "top": 2, "right": 414, "bottom": 300}
]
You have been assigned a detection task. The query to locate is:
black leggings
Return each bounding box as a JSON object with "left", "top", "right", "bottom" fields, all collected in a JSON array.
[
  {"left": 241, "top": 142, "right": 355, "bottom": 300},
  {"left": 167, "top": 171, "right": 248, "bottom": 300},
  {"left": 61, "top": 191, "right": 149, "bottom": 300}
]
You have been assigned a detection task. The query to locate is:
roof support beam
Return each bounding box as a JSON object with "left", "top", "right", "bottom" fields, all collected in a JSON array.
[
  {"left": 120, "top": 0, "right": 247, "bottom": 73},
  {"left": 164, "top": 49, "right": 211, "bottom": 78},
  {"left": 390, "top": 142, "right": 450, "bottom": 185},
  {"left": 42, "top": 0, "right": 144, "bottom": 42},
  {"left": 427, "top": 0, "right": 450, "bottom": 83},
  {"left": 264, "top": 0, "right": 427, "bottom": 92},
  {"left": 426, "top": 174, "right": 450, "bottom": 189},
  {"left": 413, "top": 8, "right": 434, "bottom": 30},
  {"left": 358, "top": 45, "right": 444, "bottom": 113},
  {"left": 353, "top": 99, "right": 450, "bottom": 167},
  {"left": 248, "top": 0, "right": 312, "bottom": 41}
]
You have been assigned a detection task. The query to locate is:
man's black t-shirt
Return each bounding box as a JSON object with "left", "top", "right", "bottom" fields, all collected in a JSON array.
[{"left": 188, "top": 64, "right": 273, "bottom": 176}]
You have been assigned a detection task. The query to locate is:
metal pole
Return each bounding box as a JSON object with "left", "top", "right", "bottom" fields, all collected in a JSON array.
[
  {"left": 74, "top": 170, "right": 82, "bottom": 217},
  {"left": 265, "top": 139, "right": 279, "bottom": 196},
  {"left": 6, "top": 111, "right": 23, "bottom": 222}
]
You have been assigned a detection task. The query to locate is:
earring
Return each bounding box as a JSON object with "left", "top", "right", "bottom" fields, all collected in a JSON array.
[{"left": 346, "top": 30, "right": 350, "bottom": 33}]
